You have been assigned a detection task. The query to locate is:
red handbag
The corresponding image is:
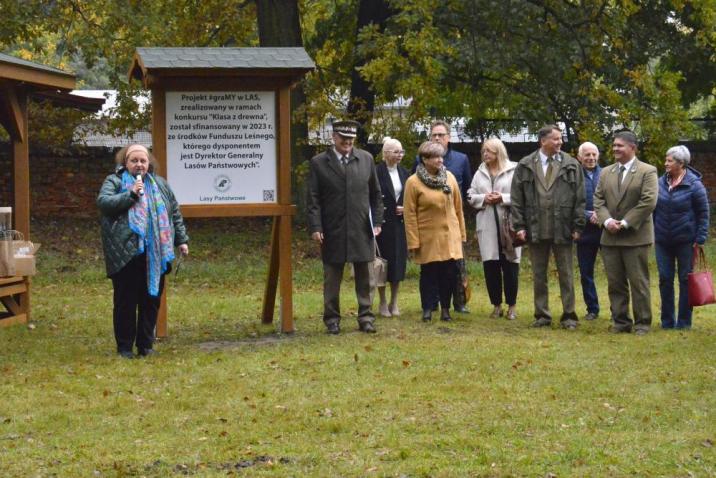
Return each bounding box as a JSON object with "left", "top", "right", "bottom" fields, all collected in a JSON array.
[{"left": 688, "top": 245, "right": 715, "bottom": 307}]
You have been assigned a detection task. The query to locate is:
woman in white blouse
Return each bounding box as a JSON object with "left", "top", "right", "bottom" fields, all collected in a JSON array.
[
  {"left": 467, "top": 138, "right": 521, "bottom": 320},
  {"left": 374, "top": 137, "right": 410, "bottom": 317}
]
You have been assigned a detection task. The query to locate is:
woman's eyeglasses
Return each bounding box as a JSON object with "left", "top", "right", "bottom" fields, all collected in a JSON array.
[{"left": 388, "top": 150, "right": 405, "bottom": 155}]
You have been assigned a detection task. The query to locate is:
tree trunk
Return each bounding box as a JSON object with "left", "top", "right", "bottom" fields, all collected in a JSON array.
[
  {"left": 255, "top": 0, "right": 309, "bottom": 205},
  {"left": 347, "top": 0, "right": 393, "bottom": 145}
]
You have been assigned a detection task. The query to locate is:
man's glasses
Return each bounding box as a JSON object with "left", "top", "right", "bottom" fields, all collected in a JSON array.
[{"left": 431, "top": 133, "right": 448, "bottom": 138}]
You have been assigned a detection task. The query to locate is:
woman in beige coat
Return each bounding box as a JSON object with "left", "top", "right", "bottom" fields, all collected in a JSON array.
[
  {"left": 467, "top": 139, "right": 521, "bottom": 320},
  {"left": 404, "top": 141, "right": 466, "bottom": 322}
]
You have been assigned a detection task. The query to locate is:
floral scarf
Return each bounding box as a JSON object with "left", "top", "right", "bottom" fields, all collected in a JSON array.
[
  {"left": 122, "top": 170, "right": 174, "bottom": 296},
  {"left": 416, "top": 164, "right": 451, "bottom": 194},
  {"left": 667, "top": 169, "right": 686, "bottom": 191}
]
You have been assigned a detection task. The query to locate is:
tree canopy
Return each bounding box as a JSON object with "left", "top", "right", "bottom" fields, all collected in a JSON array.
[{"left": 1, "top": 0, "right": 714, "bottom": 163}]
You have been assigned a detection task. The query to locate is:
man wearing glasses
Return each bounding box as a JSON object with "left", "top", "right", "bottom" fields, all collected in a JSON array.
[{"left": 412, "top": 120, "right": 473, "bottom": 313}]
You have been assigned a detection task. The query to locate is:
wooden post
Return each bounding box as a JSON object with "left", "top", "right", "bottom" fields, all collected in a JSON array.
[
  {"left": 278, "top": 214, "right": 293, "bottom": 333},
  {"left": 12, "top": 91, "right": 29, "bottom": 239},
  {"left": 152, "top": 88, "right": 169, "bottom": 338},
  {"left": 262, "top": 218, "right": 280, "bottom": 323},
  {"left": 12, "top": 91, "right": 30, "bottom": 323},
  {"left": 277, "top": 86, "right": 294, "bottom": 333}
]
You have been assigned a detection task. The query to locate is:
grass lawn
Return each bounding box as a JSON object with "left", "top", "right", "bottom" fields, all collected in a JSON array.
[{"left": 1, "top": 218, "right": 715, "bottom": 477}]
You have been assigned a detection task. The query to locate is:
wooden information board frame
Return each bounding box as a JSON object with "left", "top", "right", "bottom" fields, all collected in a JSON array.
[{"left": 129, "top": 47, "right": 314, "bottom": 335}]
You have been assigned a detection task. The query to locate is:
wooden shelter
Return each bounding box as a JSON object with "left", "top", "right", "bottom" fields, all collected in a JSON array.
[
  {"left": 129, "top": 47, "right": 314, "bottom": 335},
  {"left": 0, "top": 53, "right": 104, "bottom": 327}
]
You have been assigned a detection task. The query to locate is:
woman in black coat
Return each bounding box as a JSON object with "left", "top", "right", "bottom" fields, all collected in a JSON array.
[{"left": 375, "top": 137, "right": 409, "bottom": 317}]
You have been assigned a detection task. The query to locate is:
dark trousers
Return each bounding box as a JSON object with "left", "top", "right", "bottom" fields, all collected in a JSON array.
[
  {"left": 110, "top": 254, "right": 164, "bottom": 352},
  {"left": 483, "top": 254, "right": 519, "bottom": 306},
  {"left": 655, "top": 242, "right": 694, "bottom": 329},
  {"left": 452, "top": 255, "right": 468, "bottom": 310},
  {"left": 322, "top": 262, "right": 374, "bottom": 326},
  {"left": 420, "top": 260, "right": 457, "bottom": 311},
  {"left": 576, "top": 243, "right": 600, "bottom": 314}
]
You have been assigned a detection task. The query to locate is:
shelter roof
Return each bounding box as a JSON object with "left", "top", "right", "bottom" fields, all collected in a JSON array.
[
  {"left": 0, "top": 53, "right": 104, "bottom": 112},
  {"left": 0, "top": 52, "right": 75, "bottom": 90}
]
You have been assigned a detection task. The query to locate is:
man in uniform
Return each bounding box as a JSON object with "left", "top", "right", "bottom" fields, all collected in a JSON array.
[
  {"left": 307, "top": 120, "right": 383, "bottom": 334},
  {"left": 593, "top": 130, "right": 658, "bottom": 335}
]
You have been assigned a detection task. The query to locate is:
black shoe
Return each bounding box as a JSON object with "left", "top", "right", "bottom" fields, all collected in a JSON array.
[
  {"left": 118, "top": 350, "right": 134, "bottom": 359},
  {"left": 138, "top": 348, "right": 156, "bottom": 357},
  {"left": 359, "top": 322, "right": 376, "bottom": 334},
  {"left": 422, "top": 310, "right": 432, "bottom": 322},
  {"left": 440, "top": 309, "right": 452, "bottom": 322},
  {"left": 326, "top": 322, "right": 340, "bottom": 335},
  {"left": 454, "top": 306, "right": 470, "bottom": 314}
]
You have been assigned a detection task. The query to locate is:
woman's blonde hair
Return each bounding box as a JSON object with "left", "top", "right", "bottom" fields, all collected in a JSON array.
[
  {"left": 382, "top": 136, "right": 403, "bottom": 154},
  {"left": 481, "top": 138, "right": 509, "bottom": 172}
]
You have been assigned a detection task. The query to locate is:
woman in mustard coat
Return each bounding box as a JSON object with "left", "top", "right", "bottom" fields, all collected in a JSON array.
[{"left": 404, "top": 141, "right": 466, "bottom": 322}]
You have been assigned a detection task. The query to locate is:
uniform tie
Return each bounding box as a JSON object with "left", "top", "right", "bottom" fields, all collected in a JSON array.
[
  {"left": 618, "top": 165, "right": 626, "bottom": 191},
  {"left": 341, "top": 155, "right": 349, "bottom": 166}
]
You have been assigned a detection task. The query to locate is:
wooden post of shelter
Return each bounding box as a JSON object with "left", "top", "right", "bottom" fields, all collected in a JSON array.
[
  {"left": 0, "top": 53, "right": 104, "bottom": 328},
  {"left": 129, "top": 47, "right": 314, "bottom": 336}
]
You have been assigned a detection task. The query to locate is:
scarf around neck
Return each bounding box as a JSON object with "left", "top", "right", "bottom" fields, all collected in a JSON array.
[
  {"left": 122, "top": 170, "right": 175, "bottom": 296},
  {"left": 416, "top": 164, "right": 451, "bottom": 194}
]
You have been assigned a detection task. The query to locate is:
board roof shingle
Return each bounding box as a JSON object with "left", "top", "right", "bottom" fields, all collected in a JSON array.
[{"left": 135, "top": 47, "right": 314, "bottom": 70}]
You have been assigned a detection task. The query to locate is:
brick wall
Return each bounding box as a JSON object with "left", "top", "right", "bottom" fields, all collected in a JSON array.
[
  {"left": 1, "top": 141, "right": 714, "bottom": 219},
  {"left": 0, "top": 145, "right": 118, "bottom": 219}
]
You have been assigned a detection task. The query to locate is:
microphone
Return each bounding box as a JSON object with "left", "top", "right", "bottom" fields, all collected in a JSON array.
[{"left": 136, "top": 174, "right": 144, "bottom": 195}]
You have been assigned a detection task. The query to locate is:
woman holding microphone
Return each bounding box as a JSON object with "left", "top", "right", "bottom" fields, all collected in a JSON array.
[{"left": 97, "top": 144, "right": 189, "bottom": 358}]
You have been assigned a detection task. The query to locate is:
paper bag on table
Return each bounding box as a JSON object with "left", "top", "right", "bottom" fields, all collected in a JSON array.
[
  {"left": 12, "top": 241, "right": 40, "bottom": 276},
  {"left": 0, "top": 239, "right": 14, "bottom": 277}
]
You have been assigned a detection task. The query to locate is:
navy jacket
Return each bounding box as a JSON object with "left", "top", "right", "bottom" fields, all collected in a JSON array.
[
  {"left": 653, "top": 167, "right": 709, "bottom": 245},
  {"left": 577, "top": 165, "right": 602, "bottom": 245},
  {"left": 412, "top": 147, "right": 472, "bottom": 201}
]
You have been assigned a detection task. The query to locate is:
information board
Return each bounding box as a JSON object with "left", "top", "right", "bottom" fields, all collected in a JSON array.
[{"left": 165, "top": 91, "right": 277, "bottom": 204}]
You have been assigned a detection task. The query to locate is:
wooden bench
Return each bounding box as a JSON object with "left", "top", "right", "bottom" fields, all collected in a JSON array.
[{"left": 0, "top": 276, "right": 29, "bottom": 327}]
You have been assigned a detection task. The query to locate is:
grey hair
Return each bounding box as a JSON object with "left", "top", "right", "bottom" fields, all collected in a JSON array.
[
  {"left": 666, "top": 145, "right": 691, "bottom": 165},
  {"left": 578, "top": 141, "right": 599, "bottom": 156}
]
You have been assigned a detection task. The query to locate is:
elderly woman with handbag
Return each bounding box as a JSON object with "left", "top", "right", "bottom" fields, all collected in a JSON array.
[
  {"left": 653, "top": 145, "right": 709, "bottom": 330},
  {"left": 467, "top": 138, "right": 521, "bottom": 320},
  {"left": 404, "top": 141, "right": 466, "bottom": 323},
  {"left": 375, "top": 137, "right": 409, "bottom": 317},
  {"left": 97, "top": 144, "right": 189, "bottom": 358}
]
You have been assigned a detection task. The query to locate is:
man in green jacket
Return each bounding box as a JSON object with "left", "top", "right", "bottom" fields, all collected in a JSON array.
[{"left": 511, "top": 124, "right": 586, "bottom": 329}]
